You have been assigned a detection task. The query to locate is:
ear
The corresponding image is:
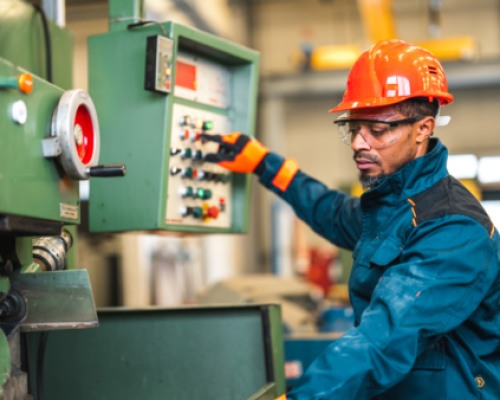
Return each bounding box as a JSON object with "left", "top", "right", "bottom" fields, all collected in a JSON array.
[{"left": 415, "top": 117, "right": 435, "bottom": 143}]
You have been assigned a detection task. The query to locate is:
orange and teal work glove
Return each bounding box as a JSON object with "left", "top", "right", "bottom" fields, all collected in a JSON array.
[{"left": 201, "top": 132, "right": 268, "bottom": 173}]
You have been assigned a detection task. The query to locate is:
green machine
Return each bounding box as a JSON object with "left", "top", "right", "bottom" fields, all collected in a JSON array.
[
  {"left": 88, "top": 1, "right": 259, "bottom": 234},
  {"left": 0, "top": 1, "right": 125, "bottom": 398}
]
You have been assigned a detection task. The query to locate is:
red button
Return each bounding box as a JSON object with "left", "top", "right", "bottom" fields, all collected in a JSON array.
[
  {"left": 165, "top": 81, "right": 170, "bottom": 89},
  {"left": 219, "top": 198, "right": 225, "bottom": 204},
  {"left": 184, "top": 129, "right": 189, "bottom": 139},
  {"left": 192, "top": 169, "right": 198, "bottom": 179},
  {"left": 207, "top": 206, "right": 219, "bottom": 219}
]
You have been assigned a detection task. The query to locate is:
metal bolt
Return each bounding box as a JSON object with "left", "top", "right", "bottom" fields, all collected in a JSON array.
[
  {"left": 74, "top": 124, "right": 84, "bottom": 146},
  {"left": 0, "top": 260, "right": 13, "bottom": 277}
]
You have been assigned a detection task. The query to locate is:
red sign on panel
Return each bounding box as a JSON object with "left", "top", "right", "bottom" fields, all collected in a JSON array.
[{"left": 175, "top": 61, "right": 197, "bottom": 91}]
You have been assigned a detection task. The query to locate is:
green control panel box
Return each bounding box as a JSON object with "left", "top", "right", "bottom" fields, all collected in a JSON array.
[{"left": 88, "top": 22, "right": 260, "bottom": 233}]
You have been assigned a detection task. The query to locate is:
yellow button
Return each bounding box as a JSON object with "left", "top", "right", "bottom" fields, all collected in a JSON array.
[{"left": 165, "top": 68, "right": 171, "bottom": 76}]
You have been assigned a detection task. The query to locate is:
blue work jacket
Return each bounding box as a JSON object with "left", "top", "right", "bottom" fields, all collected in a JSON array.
[{"left": 258, "top": 138, "right": 500, "bottom": 399}]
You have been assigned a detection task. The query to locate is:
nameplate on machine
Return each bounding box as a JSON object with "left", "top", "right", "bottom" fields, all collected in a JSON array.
[{"left": 60, "top": 203, "right": 78, "bottom": 220}]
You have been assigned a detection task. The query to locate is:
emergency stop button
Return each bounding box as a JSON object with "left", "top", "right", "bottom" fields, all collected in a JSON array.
[{"left": 207, "top": 206, "right": 219, "bottom": 219}]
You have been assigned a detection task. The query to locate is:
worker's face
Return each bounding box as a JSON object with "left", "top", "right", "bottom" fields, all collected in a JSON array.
[{"left": 350, "top": 105, "right": 435, "bottom": 188}]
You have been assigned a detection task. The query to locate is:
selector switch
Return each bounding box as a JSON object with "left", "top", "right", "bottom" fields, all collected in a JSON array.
[
  {"left": 190, "top": 131, "right": 200, "bottom": 142},
  {"left": 193, "top": 150, "right": 203, "bottom": 161},
  {"left": 179, "top": 129, "right": 190, "bottom": 140},
  {"left": 180, "top": 148, "right": 192, "bottom": 160},
  {"left": 180, "top": 206, "right": 193, "bottom": 217},
  {"left": 179, "top": 186, "right": 193, "bottom": 198},
  {"left": 181, "top": 167, "right": 193, "bottom": 179},
  {"left": 179, "top": 116, "right": 191, "bottom": 126}
]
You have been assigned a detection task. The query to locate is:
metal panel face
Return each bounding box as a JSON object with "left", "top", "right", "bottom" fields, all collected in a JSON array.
[
  {"left": 26, "top": 305, "right": 284, "bottom": 400},
  {"left": 0, "top": 58, "right": 79, "bottom": 223},
  {"left": 167, "top": 103, "right": 232, "bottom": 227}
]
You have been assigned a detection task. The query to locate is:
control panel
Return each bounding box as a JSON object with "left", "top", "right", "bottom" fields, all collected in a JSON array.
[
  {"left": 167, "top": 104, "right": 232, "bottom": 227},
  {"left": 88, "top": 22, "right": 260, "bottom": 233}
]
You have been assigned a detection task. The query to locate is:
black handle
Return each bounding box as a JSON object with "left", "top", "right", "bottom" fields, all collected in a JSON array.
[{"left": 87, "top": 164, "right": 126, "bottom": 177}]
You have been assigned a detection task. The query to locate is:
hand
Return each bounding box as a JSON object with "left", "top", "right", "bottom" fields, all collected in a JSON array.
[{"left": 201, "top": 132, "right": 268, "bottom": 173}]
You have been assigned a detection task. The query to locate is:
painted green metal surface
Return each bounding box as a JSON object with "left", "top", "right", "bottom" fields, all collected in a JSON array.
[
  {"left": 11, "top": 269, "right": 97, "bottom": 331},
  {"left": 26, "top": 304, "right": 285, "bottom": 400},
  {"left": 0, "top": 329, "right": 9, "bottom": 397},
  {"left": 0, "top": 58, "right": 79, "bottom": 223},
  {"left": 108, "top": 0, "right": 145, "bottom": 32},
  {"left": 0, "top": 0, "right": 73, "bottom": 90},
  {"left": 88, "top": 22, "right": 259, "bottom": 234}
]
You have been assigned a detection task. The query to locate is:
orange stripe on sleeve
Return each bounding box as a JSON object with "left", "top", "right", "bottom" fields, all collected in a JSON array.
[
  {"left": 491, "top": 224, "right": 495, "bottom": 238},
  {"left": 411, "top": 207, "right": 416, "bottom": 218},
  {"left": 407, "top": 199, "right": 415, "bottom": 206},
  {"left": 274, "top": 396, "right": 287, "bottom": 400},
  {"left": 272, "top": 158, "right": 299, "bottom": 191},
  {"left": 412, "top": 218, "right": 417, "bottom": 227}
]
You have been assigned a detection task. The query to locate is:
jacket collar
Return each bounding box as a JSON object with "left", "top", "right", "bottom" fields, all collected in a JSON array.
[{"left": 361, "top": 138, "right": 449, "bottom": 205}]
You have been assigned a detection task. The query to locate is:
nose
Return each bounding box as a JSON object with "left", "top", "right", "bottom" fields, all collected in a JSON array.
[{"left": 351, "top": 131, "right": 370, "bottom": 152}]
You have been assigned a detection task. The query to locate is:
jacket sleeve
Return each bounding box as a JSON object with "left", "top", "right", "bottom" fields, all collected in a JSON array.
[
  {"left": 257, "top": 152, "right": 363, "bottom": 250},
  {"left": 286, "top": 214, "right": 497, "bottom": 400}
]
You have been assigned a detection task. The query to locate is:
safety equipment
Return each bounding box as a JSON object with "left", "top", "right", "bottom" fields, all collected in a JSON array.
[
  {"left": 335, "top": 112, "right": 425, "bottom": 148},
  {"left": 201, "top": 132, "right": 269, "bottom": 173},
  {"left": 329, "top": 40, "right": 454, "bottom": 125}
]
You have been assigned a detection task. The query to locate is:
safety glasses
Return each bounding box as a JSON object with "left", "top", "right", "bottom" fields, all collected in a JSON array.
[{"left": 334, "top": 113, "right": 425, "bottom": 149}]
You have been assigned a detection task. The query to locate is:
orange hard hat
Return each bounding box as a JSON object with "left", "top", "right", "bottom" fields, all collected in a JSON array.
[{"left": 329, "top": 40, "right": 454, "bottom": 113}]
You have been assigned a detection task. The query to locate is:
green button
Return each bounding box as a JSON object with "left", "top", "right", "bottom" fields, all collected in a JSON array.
[
  {"left": 185, "top": 168, "right": 193, "bottom": 178},
  {"left": 196, "top": 188, "right": 205, "bottom": 199},
  {"left": 193, "top": 207, "right": 203, "bottom": 218},
  {"left": 185, "top": 148, "right": 192, "bottom": 158},
  {"left": 203, "top": 189, "right": 212, "bottom": 200},
  {"left": 195, "top": 150, "right": 203, "bottom": 160},
  {"left": 203, "top": 121, "right": 213, "bottom": 130},
  {"left": 186, "top": 187, "right": 193, "bottom": 197}
]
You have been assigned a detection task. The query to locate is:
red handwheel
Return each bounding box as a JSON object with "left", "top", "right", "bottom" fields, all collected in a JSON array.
[
  {"left": 74, "top": 105, "right": 95, "bottom": 165},
  {"left": 52, "top": 89, "right": 101, "bottom": 180}
]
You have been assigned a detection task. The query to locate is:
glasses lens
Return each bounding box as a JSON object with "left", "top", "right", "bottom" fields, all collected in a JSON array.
[{"left": 337, "top": 121, "right": 402, "bottom": 148}]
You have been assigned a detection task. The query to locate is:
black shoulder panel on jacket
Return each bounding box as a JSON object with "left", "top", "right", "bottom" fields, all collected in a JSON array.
[{"left": 410, "top": 176, "right": 493, "bottom": 234}]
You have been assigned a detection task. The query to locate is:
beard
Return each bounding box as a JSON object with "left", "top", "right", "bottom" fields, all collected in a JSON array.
[
  {"left": 354, "top": 145, "right": 413, "bottom": 189},
  {"left": 359, "top": 172, "right": 386, "bottom": 189}
]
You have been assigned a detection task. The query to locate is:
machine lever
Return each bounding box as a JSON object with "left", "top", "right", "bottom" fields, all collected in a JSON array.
[{"left": 86, "top": 164, "right": 126, "bottom": 178}]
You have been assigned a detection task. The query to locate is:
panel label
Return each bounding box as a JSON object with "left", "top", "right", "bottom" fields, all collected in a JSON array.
[{"left": 60, "top": 203, "right": 78, "bottom": 220}]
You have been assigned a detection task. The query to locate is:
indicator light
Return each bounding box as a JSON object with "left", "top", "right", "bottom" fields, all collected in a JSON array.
[
  {"left": 193, "top": 207, "right": 203, "bottom": 218},
  {"left": 219, "top": 198, "right": 226, "bottom": 204},
  {"left": 165, "top": 81, "right": 170, "bottom": 89},
  {"left": 193, "top": 118, "right": 203, "bottom": 129},
  {"left": 165, "top": 68, "right": 171, "bottom": 76},
  {"left": 18, "top": 73, "right": 33, "bottom": 94},
  {"left": 181, "top": 148, "right": 192, "bottom": 160},
  {"left": 202, "top": 121, "right": 213, "bottom": 130},
  {"left": 203, "top": 189, "right": 212, "bottom": 200},
  {"left": 196, "top": 188, "right": 205, "bottom": 199}
]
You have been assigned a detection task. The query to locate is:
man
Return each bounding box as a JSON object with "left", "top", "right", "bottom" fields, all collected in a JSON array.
[{"left": 202, "top": 40, "right": 500, "bottom": 399}]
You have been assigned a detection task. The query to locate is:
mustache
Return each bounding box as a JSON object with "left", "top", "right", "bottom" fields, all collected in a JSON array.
[{"left": 353, "top": 151, "right": 380, "bottom": 163}]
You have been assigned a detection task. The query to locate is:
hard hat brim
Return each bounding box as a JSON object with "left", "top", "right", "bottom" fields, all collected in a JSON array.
[{"left": 329, "top": 91, "right": 454, "bottom": 114}]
